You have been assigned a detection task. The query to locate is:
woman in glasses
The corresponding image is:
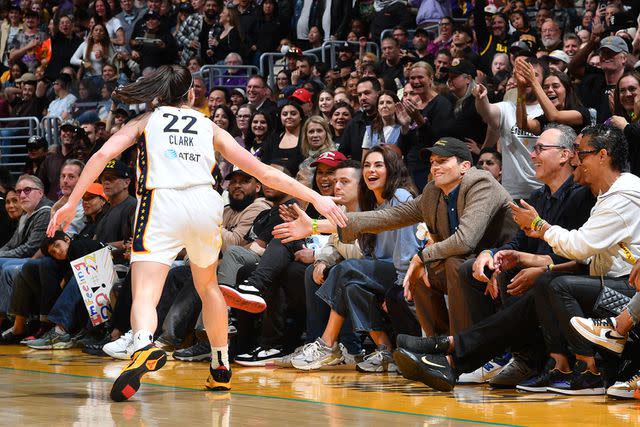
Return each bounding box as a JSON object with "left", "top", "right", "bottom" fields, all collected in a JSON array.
[{"left": 515, "top": 57, "right": 591, "bottom": 134}]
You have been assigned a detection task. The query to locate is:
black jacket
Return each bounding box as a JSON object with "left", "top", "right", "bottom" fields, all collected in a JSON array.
[{"left": 337, "top": 110, "right": 373, "bottom": 162}]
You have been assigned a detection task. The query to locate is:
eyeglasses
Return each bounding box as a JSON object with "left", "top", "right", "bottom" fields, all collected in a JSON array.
[
  {"left": 576, "top": 149, "right": 599, "bottom": 161},
  {"left": 236, "top": 114, "right": 251, "bottom": 119},
  {"left": 532, "top": 144, "right": 565, "bottom": 154},
  {"left": 15, "top": 186, "right": 39, "bottom": 196}
]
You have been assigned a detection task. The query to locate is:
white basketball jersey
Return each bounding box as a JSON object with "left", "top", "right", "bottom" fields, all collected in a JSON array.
[{"left": 137, "top": 106, "right": 216, "bottom": 191}]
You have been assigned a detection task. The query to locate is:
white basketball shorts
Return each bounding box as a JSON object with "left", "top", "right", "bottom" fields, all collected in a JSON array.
[{"left": 131, "top": 184, "right": 223, "bottom": 267}]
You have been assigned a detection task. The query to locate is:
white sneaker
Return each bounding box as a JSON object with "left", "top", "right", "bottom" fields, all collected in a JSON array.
[
  {"left": 458, "top": 357, "right": 509, "bottom": 384},
  {"left": 291, "top": 338, "right": 343, "bottom": 370},
  {"left": 103, "top": 330, "right": 134, "bottom": 360},
  {"left": 339, "top": 343, "right": 365, "bottom": 366},
  {"left": 607, "top": 371, "right": 640, "bottom": 399},
  {"left": 570, "top": 316, "right": 627, "bottom": 354}
]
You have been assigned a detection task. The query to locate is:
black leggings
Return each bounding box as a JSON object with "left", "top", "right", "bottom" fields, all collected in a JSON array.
[{"left": 537, "top": 273, "right": 635, "bottom": 357}]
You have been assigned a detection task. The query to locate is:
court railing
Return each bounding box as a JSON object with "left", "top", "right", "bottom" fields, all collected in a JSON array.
[
  {"left": 41, "top": 116, "right": 62, "bottom": 146},
  {"left": 308, "top": 41, "right": 380, "bottom": 69},
  {"left": 259, "top": 52, "right": 319, "bottom": 89},
  {"left": 200, "top": 65, "right": 260, "bottom": 90},
  {"left": 0, "top": 116, "right": 41, "bottom": 177}
]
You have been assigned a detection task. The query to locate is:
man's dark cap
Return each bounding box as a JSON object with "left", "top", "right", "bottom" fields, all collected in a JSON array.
[{"left": 420, "top": 137, "right": 473, "bottom": 162}]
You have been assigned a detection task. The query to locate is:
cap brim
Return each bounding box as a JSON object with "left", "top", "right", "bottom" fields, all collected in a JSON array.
[
  {"left": 419, "top": 146, "right": 454, "bottom": 160},
  {"left": 224, "top": 171, "right": 252, "bottom": 180}
]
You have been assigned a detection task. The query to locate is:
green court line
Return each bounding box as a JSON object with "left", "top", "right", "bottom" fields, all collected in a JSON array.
[{"left": 0, "top": 366, "right": 521, "bottom": 427}]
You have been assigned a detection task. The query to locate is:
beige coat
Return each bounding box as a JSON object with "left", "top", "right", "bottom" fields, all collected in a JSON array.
[
  {"left": 339, "top": 168, "right": 518, "bottom": 262},
  {"left": 222, "top": 197, "right": 272, "bottom": 252}
]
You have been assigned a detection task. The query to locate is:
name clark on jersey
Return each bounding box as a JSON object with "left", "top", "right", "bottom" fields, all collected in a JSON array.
[{"left": 169, "top": 135, "right": 194, "bottom": 146}]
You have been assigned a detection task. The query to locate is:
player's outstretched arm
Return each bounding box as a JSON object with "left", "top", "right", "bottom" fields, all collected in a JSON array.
[
  {"left": 47, "top": 115, "right": 147, "bottom": 236},
  {"left": 214, "top": 124, "right": 348, "bottom": 227}
]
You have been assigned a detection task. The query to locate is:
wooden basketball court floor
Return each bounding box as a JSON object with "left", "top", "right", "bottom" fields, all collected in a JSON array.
[{"left": 0, "top": 346, "right": 638, "bottom": 426}]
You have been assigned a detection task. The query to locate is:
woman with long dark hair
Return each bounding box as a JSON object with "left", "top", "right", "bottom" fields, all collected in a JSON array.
[
  {"left": 610, "top": 71, "right": 640, "bottom": 175},
  {"left": 273, "top": 145, "right": 420, "bottom": 372},
  {"left": 70, "top": 23, "right": 115, "bottom": 80},
  {"left": 47, "top": 64, "right": 346, "bottom": 402},
  {"left": 212, "top": 105, "right": 242, "bottom": 186},
  {"left": 515, "top": 58, "right": 591, "bottom": 134},
  {"left": 261, "top": 101, "right": 305, "bottom": 175},
  {"left": 244, "top": 110, "right": 273, "bottom": 157},
  {"left": 206, "top": 6, "right": 245, "bottom": 63}
]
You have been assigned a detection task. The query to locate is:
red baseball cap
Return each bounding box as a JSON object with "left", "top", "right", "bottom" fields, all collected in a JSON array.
[
  {"left": 288, "top": 88, "right": 312, "bottom": 104},
  {"left": 310, "top": 150, "right": 347, "bottom": 168}
]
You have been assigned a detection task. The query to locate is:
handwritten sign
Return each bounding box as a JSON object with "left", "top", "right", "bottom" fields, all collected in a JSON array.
[{"left": 71, "top": 247, "right": 117, "bottom": 326}]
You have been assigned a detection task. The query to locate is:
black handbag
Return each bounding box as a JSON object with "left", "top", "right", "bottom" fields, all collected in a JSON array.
[{"left": 593, "top": 276, "right": 632, "bottom": 317}]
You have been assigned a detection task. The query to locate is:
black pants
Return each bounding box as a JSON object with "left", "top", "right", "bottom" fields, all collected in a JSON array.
[
  {"left": 248, "top": 239, "right": 303, "bottom": 293},
  {"left": 384, "top": 286, "right": 421, "bottom": 338},
  {"left": 537, "top": 273, "right": 635, "bottom": 357},
  {"left": 452, "top": 292, "right": 545, "bottom": 375},
  {"left": 158, "top": 265, "right": 201, "bottom": 345}
]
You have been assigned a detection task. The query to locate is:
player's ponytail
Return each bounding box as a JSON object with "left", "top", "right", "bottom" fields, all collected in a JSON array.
[{"left": 112, "top": 64, "right": 193, "bottom": 107}]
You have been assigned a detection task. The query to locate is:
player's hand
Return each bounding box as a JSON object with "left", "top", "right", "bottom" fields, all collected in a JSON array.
[
  {"left": 47, "top": 202, "right": 77, "bottom": 236},
  {"left": 311, "top": 195, "right": 347, "bottom": 228}
]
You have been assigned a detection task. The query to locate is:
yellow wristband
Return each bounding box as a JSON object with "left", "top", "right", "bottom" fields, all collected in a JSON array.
[{"left": 312, "top": 219, "right": 318, "bottom": 235}]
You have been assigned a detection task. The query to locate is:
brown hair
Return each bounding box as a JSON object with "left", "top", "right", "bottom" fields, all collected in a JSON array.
[{"left": 113, "top": 64, "right": 193, "bottom": 106}]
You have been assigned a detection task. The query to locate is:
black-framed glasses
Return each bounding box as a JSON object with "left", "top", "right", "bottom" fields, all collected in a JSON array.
[
  {"left": 532, "top": 144, "right": 565, "bottom": 154},
  {"left": 576, "top": 149, "right": 599, "bottom": 161},
  {"left": 15, "top": 187, "right": 38, "bottom": 196}
]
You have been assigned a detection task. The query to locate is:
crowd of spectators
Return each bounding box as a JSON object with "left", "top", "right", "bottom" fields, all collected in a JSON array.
[{"left": 1, "top": 0, "right": 640, "bottom": 401}]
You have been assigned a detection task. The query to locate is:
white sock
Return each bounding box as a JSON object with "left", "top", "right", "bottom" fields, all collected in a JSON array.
[
  {"left": 211, "top": 345, "right": 230, "bottom": 370},
  {"left": 54, "top": 326, "right": 65, "bottom": 334},
  {"left": 133, "top": 329, "right": 154, "bottom": 351}
]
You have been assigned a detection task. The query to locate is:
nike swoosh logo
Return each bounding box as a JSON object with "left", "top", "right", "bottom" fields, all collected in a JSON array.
[
  {"left": 421, "top": 356, "right": 445, "bottom": 368},
  {"left": 604, "top": 331, "right": 624, "bottom": 340}
]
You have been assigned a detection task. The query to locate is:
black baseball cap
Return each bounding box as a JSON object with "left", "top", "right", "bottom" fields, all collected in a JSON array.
[
  {"left": 101, "top": 159, "right": 131, "bottom": 179},
  {"left": 26, "top": 135, "right": 47, "bottom": 149},
  {"left": 224, "top": 167, "right": 252, "bottom": 181},
  {"left": 145, "top": 10, "right": 161, "bottom": 20},
  {"left": 420, "top": 137, "right": 472, "bottom": 162},
  {"left": 442, "top": 60, "right": 477, "bottom": 78}
]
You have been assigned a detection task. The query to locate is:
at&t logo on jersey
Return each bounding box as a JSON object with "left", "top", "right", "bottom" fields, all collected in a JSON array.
[{"left": 164, "top": 149, "right": 178, "bottom": 159}]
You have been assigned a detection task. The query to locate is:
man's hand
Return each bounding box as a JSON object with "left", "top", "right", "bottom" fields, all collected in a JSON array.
[
  {"left": 294, "top": 248, "right": 315, "bottom": 264},
  {"left": 506, "top": 266, "right": 545, "bottom": 296},
  {"left": 472, "top": 250, "right": 495, "bottom": 282},
  {"left": 493, "top": 249, "right": 521, "bottom": 273},
  {"left": 403, "top": 254, "right": 430, "bottom": 301},
  {"left": 313, "top": 263, "right": 327, "bottom": 285}
]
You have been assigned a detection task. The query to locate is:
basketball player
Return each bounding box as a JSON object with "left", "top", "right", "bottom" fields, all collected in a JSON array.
[{"left": 47, "top": 65, "right": 347, "bottom": 402}]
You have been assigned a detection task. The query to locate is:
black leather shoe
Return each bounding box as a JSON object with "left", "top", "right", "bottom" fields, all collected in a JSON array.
[
  {"left": 396, "top": 334, "right": 451, "bottom": 354},
  {"left": 393, "top": 348, "right": 456, "bottom": 392},
  {"left": 0, "top": 329, "right": 28, "bottom": 345}
]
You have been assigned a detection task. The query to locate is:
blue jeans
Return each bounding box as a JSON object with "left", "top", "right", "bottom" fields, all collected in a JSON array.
[
  {"left": 0, "top": 258, "right": 29, "bottom": 314},
  {"left": 47, "top": 276, "right": 85, "bottom": 332},
  {"left": 304, "top": 264, "right": 361, "bottom": 354},
  {"left": 316, "top": 259, "right": 397, "bottom": 334}
]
